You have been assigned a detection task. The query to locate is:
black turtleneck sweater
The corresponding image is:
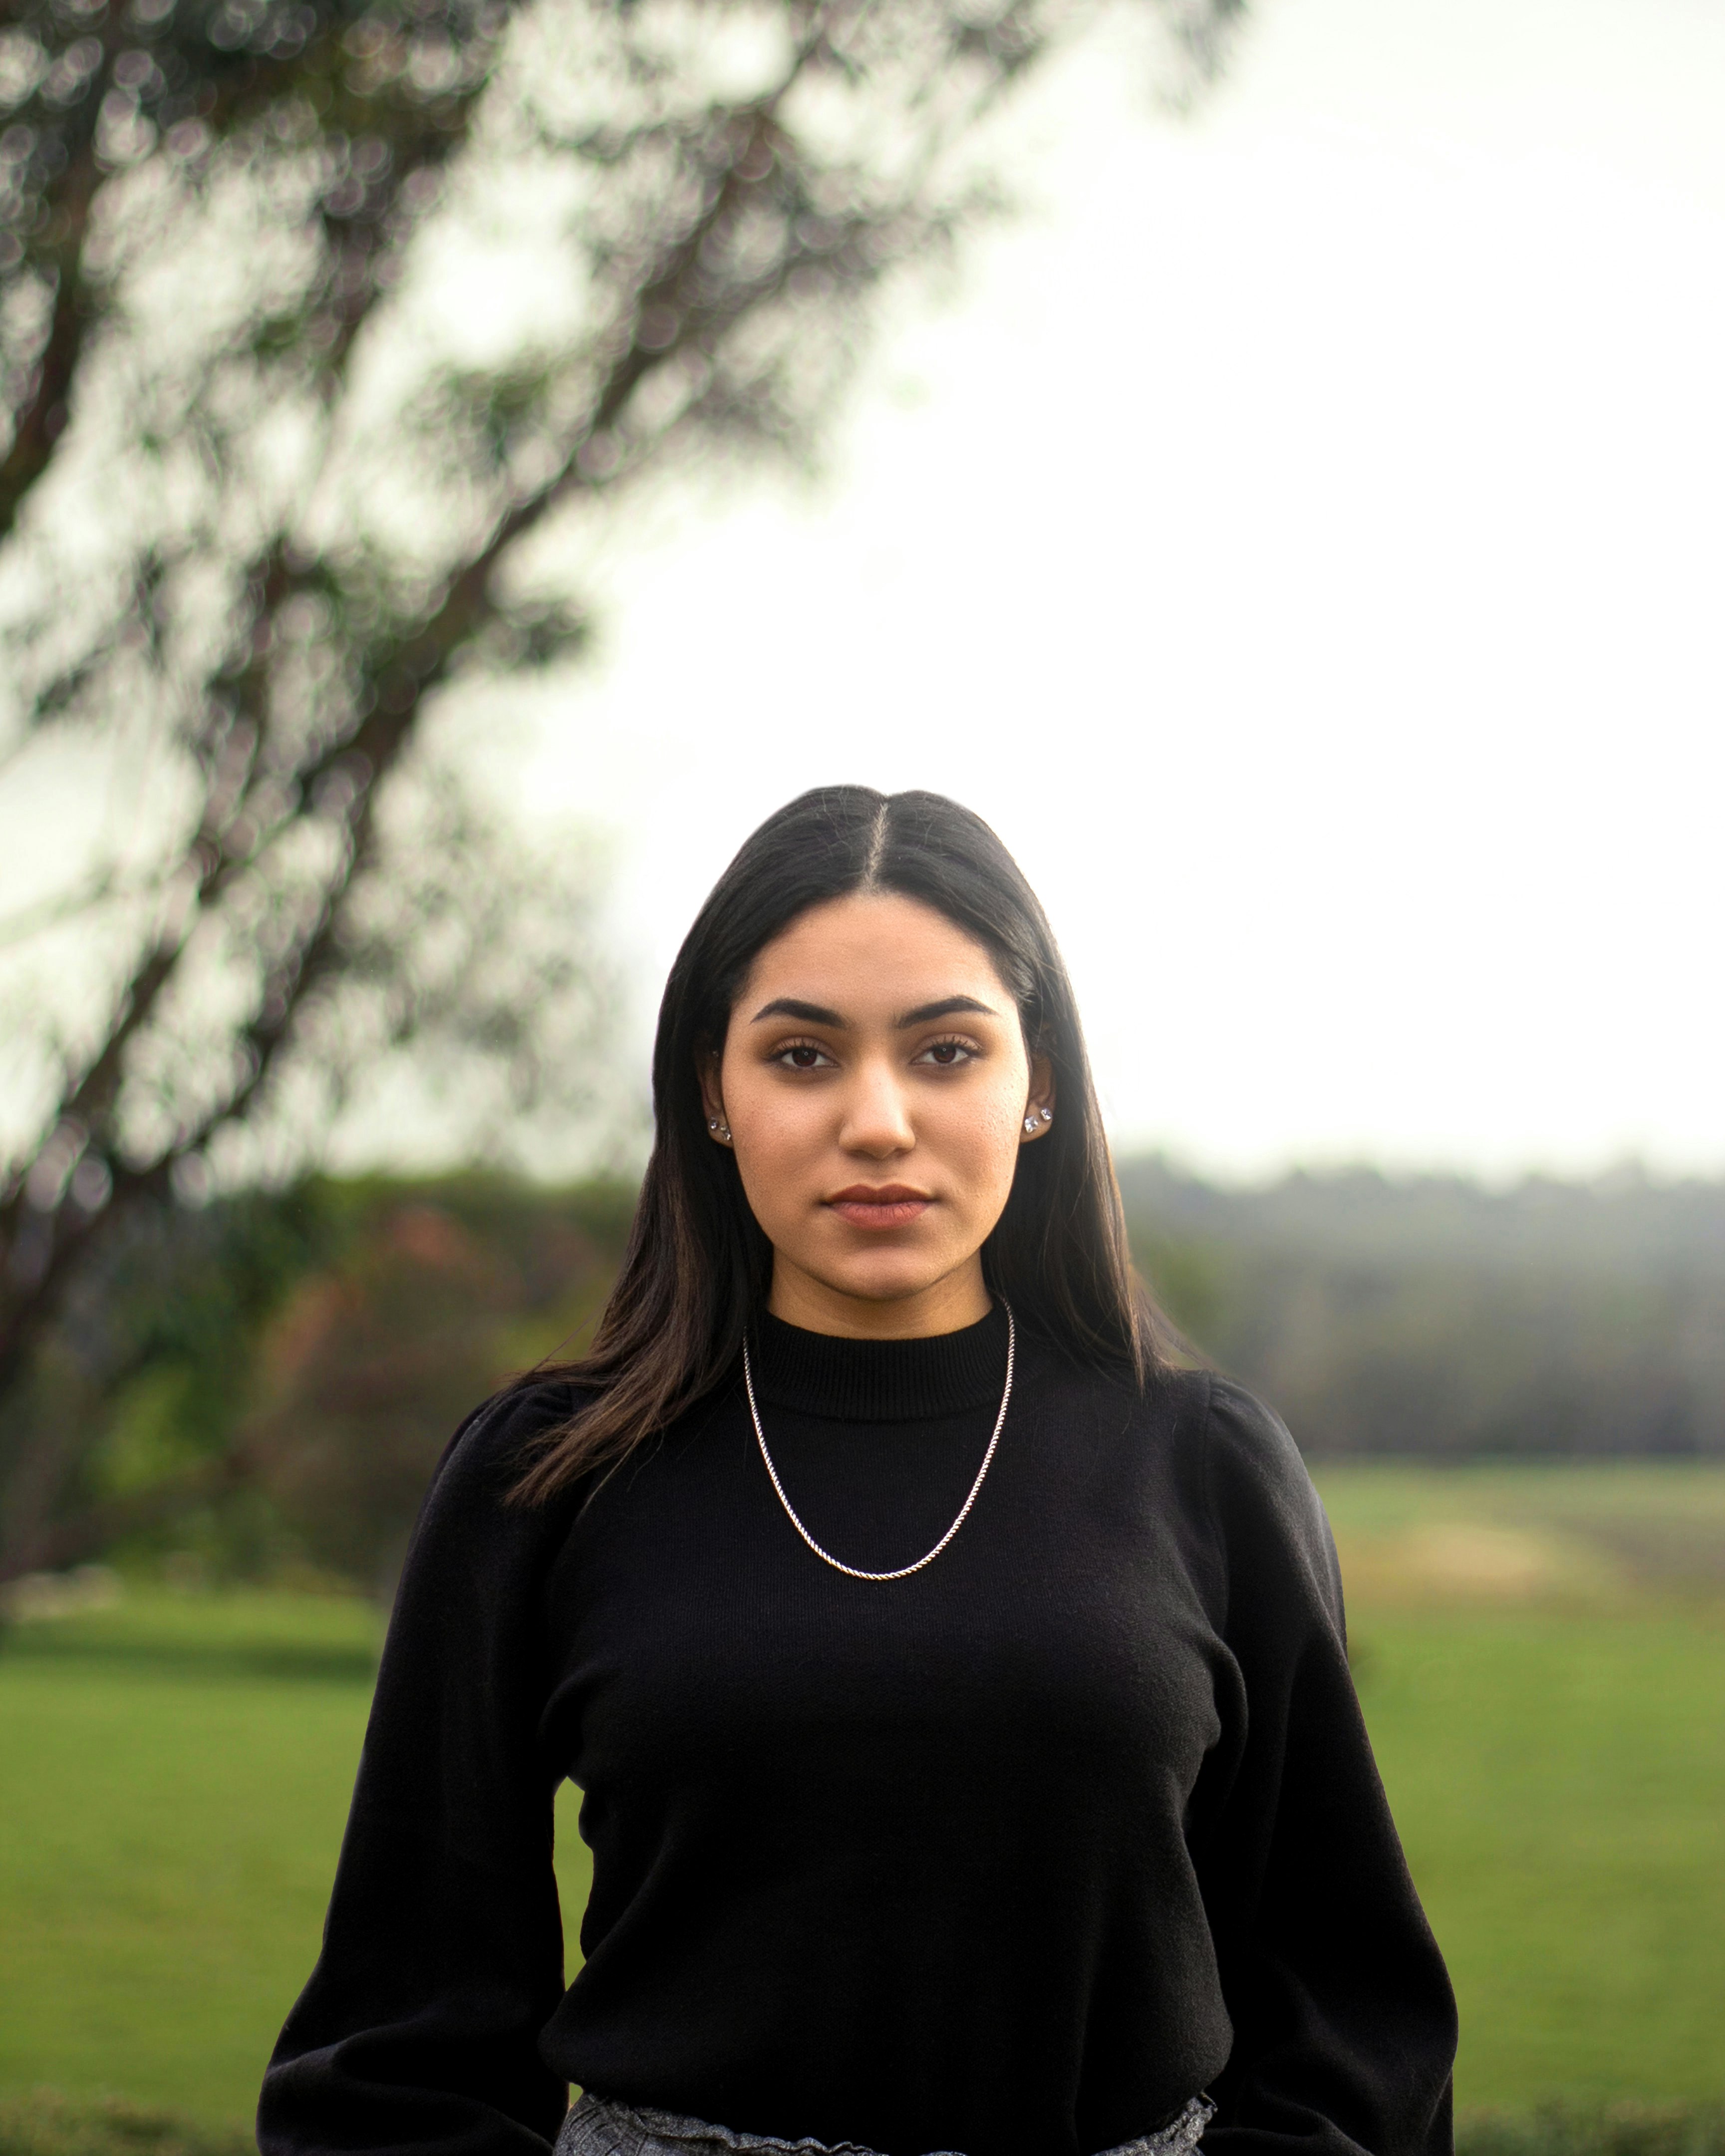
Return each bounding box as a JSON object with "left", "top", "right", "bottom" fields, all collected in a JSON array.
[{"left": 259, "top": 1310, "right": 1455, "bottom": 2156}]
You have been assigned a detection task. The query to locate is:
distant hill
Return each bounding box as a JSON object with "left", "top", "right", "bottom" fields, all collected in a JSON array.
[{"left": 1117, "top": 1158, "right": 1725, "bottom": 1458}]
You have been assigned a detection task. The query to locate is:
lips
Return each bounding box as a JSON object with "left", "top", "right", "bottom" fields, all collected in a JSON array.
[{"left": 825, "top": 1184, "right": 933, "bottom": 1230}]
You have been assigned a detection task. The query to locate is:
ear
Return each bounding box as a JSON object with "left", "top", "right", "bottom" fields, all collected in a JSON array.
[
  {"left": 697, "top": 1052, "right": 729, "bottom": 1140},
  {"left": 1020, "top": 1053, "right": 1057, "bottom": 1143}
]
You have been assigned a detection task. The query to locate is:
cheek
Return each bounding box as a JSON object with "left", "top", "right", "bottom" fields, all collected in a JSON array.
[
  {"left": 942, "top": 1087, "right": 1027, "bottom": 1201},
  {"left": 723, "top": 1060, "right": 831, "bottom": 1195},
  {"left": 726, "top": 1092, "right": 811, "bottom": 1241},
  {"left": 731, "top": 1070, "right": 815, "bottom": 1145}
]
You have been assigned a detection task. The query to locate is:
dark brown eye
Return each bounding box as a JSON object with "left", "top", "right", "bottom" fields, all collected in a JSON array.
[
  {"left": 789, "top": 1045, "right": 822, "bottom": 1069},
  {"left": 928, "top": 1043, "right": 960, "bottom": 1065}
]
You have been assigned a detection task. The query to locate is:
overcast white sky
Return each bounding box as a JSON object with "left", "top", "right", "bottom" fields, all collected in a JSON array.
[
  {"left": 474, "top": 0, "right": 1725, "bottom": 1183},
  {"left": 4, "top": 0, "right": 1719, "bottom": 1185}
]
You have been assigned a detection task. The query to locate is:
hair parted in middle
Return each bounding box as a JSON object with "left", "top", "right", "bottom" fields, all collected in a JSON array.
[{"left": 512, "top": 785, "right": 1175, "bottom": 1504}]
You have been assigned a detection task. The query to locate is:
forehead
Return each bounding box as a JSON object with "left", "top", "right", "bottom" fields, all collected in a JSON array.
[{"left": 739, "top": 892, "right": 1008, "bottom": 1010}]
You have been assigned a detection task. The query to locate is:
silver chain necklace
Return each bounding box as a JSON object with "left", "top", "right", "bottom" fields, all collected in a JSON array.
[{"left": 741, "top": 1302, "right": 1015, "bottom": 1583}]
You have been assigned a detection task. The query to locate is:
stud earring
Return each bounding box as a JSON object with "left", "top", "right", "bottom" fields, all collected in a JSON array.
[
  {"left": 1040, "top": 1107, "right": 1053, "bottom": 1123},
  {"left": 1024, "top": 1116, "right": 1039, "bottom": 1134},
  {"left": 709, "top": 1117, "right": 732, "bottom": 1143}
]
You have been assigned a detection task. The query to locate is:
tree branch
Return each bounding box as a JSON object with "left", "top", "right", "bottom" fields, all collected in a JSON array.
[{"left": 0, "top": 213, "right": 95, "bottom": 543}]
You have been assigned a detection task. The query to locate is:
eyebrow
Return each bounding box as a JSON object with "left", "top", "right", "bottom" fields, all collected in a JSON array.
[
  {"left": 897, "top": 995, "right": 999, "bottom": 1027},
  {"left": 749, "top": 994, "right": 999, "bottom": 1028},
  {"left": 751, "top": 997, "right": 845, "bottom": 1027}
]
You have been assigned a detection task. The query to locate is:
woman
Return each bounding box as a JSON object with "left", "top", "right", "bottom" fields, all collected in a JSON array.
[{"left": 260, "top": 787, "right": 1456, "bottom": 2156}]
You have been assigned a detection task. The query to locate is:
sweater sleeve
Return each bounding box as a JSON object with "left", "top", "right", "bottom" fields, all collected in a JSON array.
[
  {"left": 1194, "top": 1377, "right": 1457, "bottom": 2156},
  {"left": 258, "top": 1388, "right": 575, "bottom": 2156}
]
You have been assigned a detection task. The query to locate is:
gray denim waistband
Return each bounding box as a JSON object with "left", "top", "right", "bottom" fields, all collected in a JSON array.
[{"left": 556, "top": 2089, "right": 1216, "bottom": 2156}]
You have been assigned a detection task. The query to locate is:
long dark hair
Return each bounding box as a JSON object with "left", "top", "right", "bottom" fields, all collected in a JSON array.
[{"left": 513, "top": 786, "right": 1173, "bottom": 1502}]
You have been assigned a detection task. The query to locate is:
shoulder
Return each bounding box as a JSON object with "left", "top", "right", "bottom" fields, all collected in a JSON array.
[
  {"left": 377, "top": 1379, "right": 594, "bottom": 1668},
  {"left": 1202, "top": 1373, "right": 1314, "bottom": 1505},
  {"left": 1016, "top": 1336, "right": 1276, "bottom": 1466},
  {"left": 1020, "top": 1344, "right": 1345, "bottom": 1641},
  {"left": 1199, "top": 1372, "right": 1343, "bottom": 1634},
  {"left": 1012, "top": 1335, "right": 1226, "bottom": 1490},
  {"left": 406, "top": 1377, "right": 590, "bottom": 1558},
  {"left": 1011, "top": 1335, "right": 1213, "bottom": 1512},
  {"left": 1012, "top": 1326, "right": 1204, "bottom": 1427}
]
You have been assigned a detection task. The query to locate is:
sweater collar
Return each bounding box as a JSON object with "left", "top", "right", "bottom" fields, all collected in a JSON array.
[{"left": 750, "top": 1302, "right": 1010, "bottom": 1422}]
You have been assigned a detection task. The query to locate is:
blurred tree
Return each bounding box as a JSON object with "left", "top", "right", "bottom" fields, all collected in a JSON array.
[
  {"left": 0, "top": 1176, "right": 335, "bottom": 1588},
  {"left": 247, "top": 1203, "right": 514, "bottom": 1589},
  {"left": 4, "top": 1171, "right": 629, "bottom": 1590},
  {"left": 0, "top": 0, "right": 1246, "bottom": 1584},
  {"left": 241, "top": 1185, "right": 620, "bottom": 1591},
  {"left": 0, "top": 0, "right": 509, "bottom": 541},
  {"left": 0, "top": 786, "right": 621, "bottom": 1577}
]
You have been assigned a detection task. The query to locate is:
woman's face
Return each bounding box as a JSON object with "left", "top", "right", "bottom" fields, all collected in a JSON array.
[{"left": 703, "top": 891, "right": 1054, "bottom": 1337}]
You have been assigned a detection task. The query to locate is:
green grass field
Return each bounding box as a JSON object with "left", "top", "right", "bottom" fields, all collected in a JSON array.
[
  {"left": 1310, "top": 1462, "right": 1725, "bottom": 2106},
  {"left": 0, "top": 1464, "right": 1721, "bottom": 2133}
]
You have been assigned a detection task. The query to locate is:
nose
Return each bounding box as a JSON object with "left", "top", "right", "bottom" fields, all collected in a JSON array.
[{"left": 839, "top": 1057, "right": 915, "bottom": 1159}]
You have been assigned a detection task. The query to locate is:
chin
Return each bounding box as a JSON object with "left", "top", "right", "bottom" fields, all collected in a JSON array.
[{"left": 817, "top": 1256, "right": 949, "bottom": 1306}]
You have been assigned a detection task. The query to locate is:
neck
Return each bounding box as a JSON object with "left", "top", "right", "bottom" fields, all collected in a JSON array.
[{"left": 766, "top": 1255, "right": 991, "bottom": 1339}]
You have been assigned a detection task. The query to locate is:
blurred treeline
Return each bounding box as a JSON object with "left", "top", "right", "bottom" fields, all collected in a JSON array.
[
  {"left": 6, "top": 1155, "right": 1722, "bottom": 1601},
  {"left": 1125, "top": 1158, "right": 1725, "bottom": 1459},
  {"left": 1, "top": 1172, "right": 632, "bottom": 1597}
]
